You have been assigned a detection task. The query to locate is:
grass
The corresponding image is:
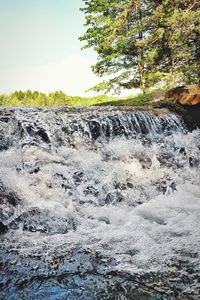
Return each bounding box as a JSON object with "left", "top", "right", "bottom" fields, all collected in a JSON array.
[
  {"left": 0, "top": 89, "right": 164, "bottom": 107},
  {"left": 96, "top": 92, "right": 153, "bottom": 107}
]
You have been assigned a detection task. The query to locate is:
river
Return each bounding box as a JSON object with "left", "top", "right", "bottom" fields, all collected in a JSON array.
[{"left": 0, "top": 107, "right": 200, "bottom": 299}]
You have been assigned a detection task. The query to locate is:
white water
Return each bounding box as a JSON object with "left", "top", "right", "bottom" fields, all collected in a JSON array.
[{"left": 0, "top": 107, "right": 200, "bottom": 298}]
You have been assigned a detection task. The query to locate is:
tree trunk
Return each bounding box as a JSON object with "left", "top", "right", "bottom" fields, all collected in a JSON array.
[
  {"left": 138, "top": 8, "right": 146, "bottom": 93},
  {"left": 196, "top": 32, "right": 200, "bottom": 83}
]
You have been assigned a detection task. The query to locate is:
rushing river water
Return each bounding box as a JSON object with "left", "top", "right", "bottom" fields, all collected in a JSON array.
[{"left": 0, "top": 107, "right": 200, "bottom": 300}]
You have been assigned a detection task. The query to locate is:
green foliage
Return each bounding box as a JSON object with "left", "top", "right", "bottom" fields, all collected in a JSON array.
[
  {"left": 2, "top": 91, "right": 49, "bottom": 106},
  {"left": 48, "top": 91, "right": 71, "bottom": 106},
  {"left": 0, "top": 90, "right": 118, "bottom": 107},
  {"left": 80, "top": 0, "right": 200, "bottom": 92},
  {"left": 0, "top": 89, "right": 160, "bottom": 107},
  {"left": 0, "top": 94, "right": 5, "bottom": 106}
]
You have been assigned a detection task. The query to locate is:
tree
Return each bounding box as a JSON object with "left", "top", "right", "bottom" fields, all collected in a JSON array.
[
  {"left": 48, "top": 91, "right": 71, "bottom": 106},
  {"left": 0, "top": 94, "right": 5, "bottom": 105},
  {"left": 148, "top": 0, "right": 200, "bottom": 86},
  {"left": 80, "top": 0, "right": 200, "bottom": 93}
]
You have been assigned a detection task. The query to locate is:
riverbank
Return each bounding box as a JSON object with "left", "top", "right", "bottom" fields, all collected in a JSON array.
[{"left": 1, "top": 88, "right": 200, "bottom": 129}]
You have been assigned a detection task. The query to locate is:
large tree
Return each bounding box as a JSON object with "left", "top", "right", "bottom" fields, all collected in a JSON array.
[
  {"left": 147, "top": 0, "right": 200, "bottom": 86},
  {"left": 80, "top": 0, "right": 200, "bottom": 93}
]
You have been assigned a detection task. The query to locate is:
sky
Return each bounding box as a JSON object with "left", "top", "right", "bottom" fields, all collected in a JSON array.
[{"left": 0, "top": 0, "right": 101, "bottom": 96}]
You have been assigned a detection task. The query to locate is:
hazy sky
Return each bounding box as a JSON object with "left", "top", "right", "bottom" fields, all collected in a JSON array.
[{"left": 0, "top": 0, "right": 99, "bottom": 95}]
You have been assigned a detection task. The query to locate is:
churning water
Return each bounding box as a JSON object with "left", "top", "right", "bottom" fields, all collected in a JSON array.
[{"left": 0, "top": 107, "right": 200, "bottom": 299}]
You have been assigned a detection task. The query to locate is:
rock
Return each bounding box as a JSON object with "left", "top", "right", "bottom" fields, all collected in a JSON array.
[
  {"left": 9, "top": 208, "right": 77, "bottom": 234},
  {"left": 127, "top": 181, "right": 133, "bottom": 188},
  {"left": 169, "top": 182, "right": 177, "bottom": 192},
  {"left": 113, "top": 181, "right": 127, "bottom": 190},
  {"left": 84, "top": 185, "right": 99, "bottom": 196},
  {"left": 98, "top": 216, "right": 110, "bottom": 224},
  {"left": 165, "top": 84, "right": 200, "bottom": 106},
  {"left": 179, "top": 147, "right": 187, "bottom": 156},
  {"left": 37, "top": 128, "right": 51, "bottom": 144},
  {"left": 73, "top": 171, "right": 84, "bottom": 185},
  {"left": 29, "top": 166, "right": 40, "bottom": 174},
  {"left": 26, "top": 125, "right": 35, "bottom": 136},
  {"left": 156, "top": 180, "right": 167, "bottom": 194},
  {"left": 105, "top": 191, "right": 124, "bottom": 204},
  {"left": 189, "top": 157, "right": 199, "bottom": 168},
  {"left": 0, "top": 182, "right": 22, "bottom": 208},
  {"left": 139, "top": 157, "right": 152, "bottom": 169},
  {"left": 152, "top": 91, "right": 166, "bottom": 103},
  {"left": 89, "top": 120, "right": 101, "bottom": 139},
  {"left": 0, "top": 222, "right": 7, "bottom": 234}
]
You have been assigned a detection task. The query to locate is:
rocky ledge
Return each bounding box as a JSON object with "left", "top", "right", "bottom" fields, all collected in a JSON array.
[
  {"left": 165, "top": 84, "right": 200, "bottom": 106},
  {"left": 152, "top": 84, "right": 200, "bottom": 129}
]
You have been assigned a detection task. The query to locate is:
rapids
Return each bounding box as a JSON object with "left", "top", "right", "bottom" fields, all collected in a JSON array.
[{"left": 0, "top": 107, "right": 200, "bottom": 299}]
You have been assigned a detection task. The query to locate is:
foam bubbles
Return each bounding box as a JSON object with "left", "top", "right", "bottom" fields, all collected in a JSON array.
[{"left": 0, "top": 108, "right": 200, "bottom": 298}]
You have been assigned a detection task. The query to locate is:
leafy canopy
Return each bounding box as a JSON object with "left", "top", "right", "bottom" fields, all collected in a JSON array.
[{"left": 80, "top": 0, "right": 200, "bottom": 92}]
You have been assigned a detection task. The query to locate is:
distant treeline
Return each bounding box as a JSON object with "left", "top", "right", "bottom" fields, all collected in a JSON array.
[{"left": 0, "top": 90, "right": 116, "bottom": 106}]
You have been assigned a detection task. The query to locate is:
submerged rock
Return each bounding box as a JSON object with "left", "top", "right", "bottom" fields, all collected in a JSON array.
[
  {"left": 105, "top": 191, "right": 124, "bottom": 204},
  {"left": 0, "top": 181, "right": 22, "bottom": 230},
  {"left": 8, "top": 207, "right": 77, "bottom": 234},
  {"left": 0, "top": 221, "right": 7, "bottom": 234}
]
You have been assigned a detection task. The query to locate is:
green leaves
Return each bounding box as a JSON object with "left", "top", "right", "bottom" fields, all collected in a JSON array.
[{"left": 80, "top": 0, "right": 200, "bottom": 93}]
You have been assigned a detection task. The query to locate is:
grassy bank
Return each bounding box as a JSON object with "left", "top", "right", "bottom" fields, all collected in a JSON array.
[
  {"left": 96, "top": 93, "right": 153, "bottom": 107},
  {"left": 0, "top": 90, "right": 157, "bottom": 107}
]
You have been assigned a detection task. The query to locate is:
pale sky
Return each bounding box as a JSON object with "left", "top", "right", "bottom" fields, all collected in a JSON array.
[
  {"left": 0, "top": 0, "right": 138, "bottom": 97},
  {"left": 0, "top": 0, "right": 101, "bottom": 96}
]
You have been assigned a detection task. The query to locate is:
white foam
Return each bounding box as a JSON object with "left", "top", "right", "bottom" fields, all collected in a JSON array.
[{"left": 0, "top": 117, "right": 200, "bottom": 273}]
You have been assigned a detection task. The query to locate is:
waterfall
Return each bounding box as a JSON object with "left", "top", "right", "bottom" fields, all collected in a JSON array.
[
  {"left": 0, "top": 107, "right": 186, "bottom": 150},
  {"left": 0, "top": 107, "right": 200, "bottom": 299}
]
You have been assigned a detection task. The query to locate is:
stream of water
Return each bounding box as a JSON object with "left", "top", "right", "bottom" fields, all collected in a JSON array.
[{"left": 0, "top": 107, "right": 200, "bottom": 299}]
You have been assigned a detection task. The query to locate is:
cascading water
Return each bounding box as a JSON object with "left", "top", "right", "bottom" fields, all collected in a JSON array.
[{"left": 0, "top": 107, "right": 200, "bottom": 300}]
